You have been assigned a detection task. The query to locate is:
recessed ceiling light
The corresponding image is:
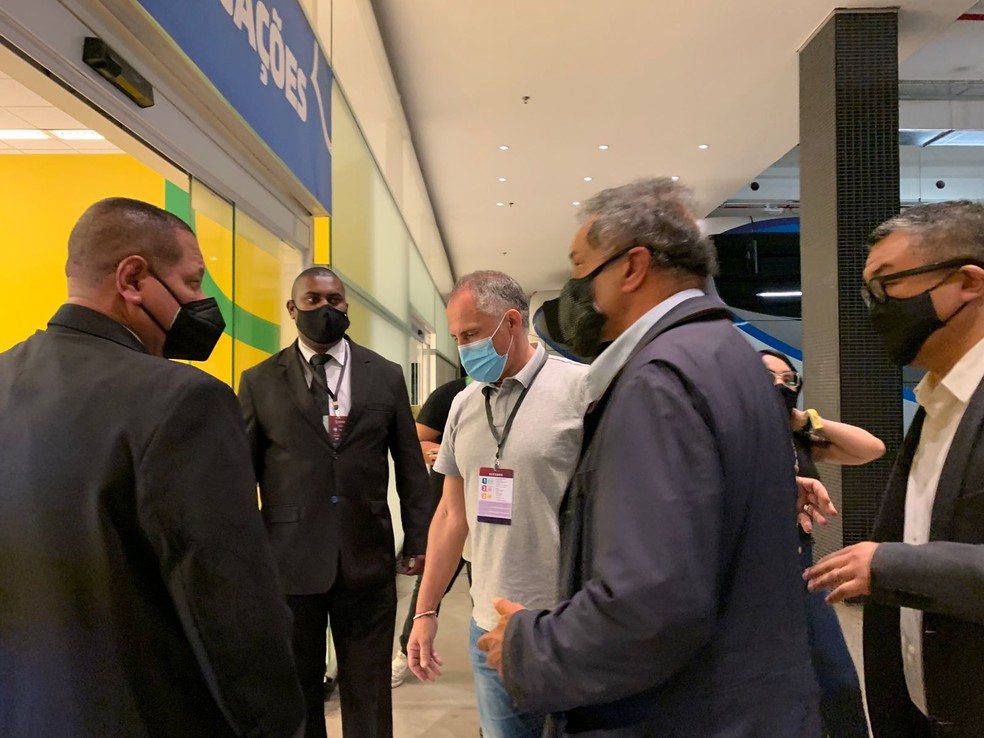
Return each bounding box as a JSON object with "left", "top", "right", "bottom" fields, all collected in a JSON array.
[
  {"left": 496, "top": 202, "right": 505, "bottom": 207},
  {"left": 498, "top": 177, "right": 507, "bottom": 182},
  {"left": 0, "top": 129, "right": 50, "bottom": 141},
  {"left": 698, "top": 144, "right": 710, "bottom": 150},
  {"left": 671, "top": 176, "right": 680, "bottom": 181},
  {"left": 599, "top": 144, "right": 609, "bottom": 150},
  {"left": 583, "top": 176, "right": 593, "bottom": 182},
  {"left": 499, "top": 145, "right": 510, "bottom": 151},
  {"left": 572, "top": 201, "right": 581, "bottom": 206},
  {"left": 50, "top": 129, "right": 104, "bottom": 140}
]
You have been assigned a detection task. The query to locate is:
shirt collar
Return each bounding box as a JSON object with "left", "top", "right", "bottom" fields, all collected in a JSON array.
[
  {"left": 485, "top": 343, "right": 546, "bottom": 392},
  {"left": 297, "top": 337, "right": 347, "bottom": 366},
  {"left": 915, "top": 334, "right": 984, "bottom": 412},
  {"left": 586, "top": 289, "right": 705, "bottom": 402}
]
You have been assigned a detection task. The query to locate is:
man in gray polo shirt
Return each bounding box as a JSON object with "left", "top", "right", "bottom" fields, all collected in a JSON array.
[{"left": 407, "top": 270, "right": 587, "bottom": 738}]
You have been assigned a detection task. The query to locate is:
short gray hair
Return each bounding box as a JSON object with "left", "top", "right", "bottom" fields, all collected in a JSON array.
[
  {"left": 579, "top": 178, "right": 717, "bottom": 279},
  {"left": 450, "top": 270, "right": 530, "bottom": 328},
  {"left": 869, "top": 201, "right": 984, "bottom": 262}
]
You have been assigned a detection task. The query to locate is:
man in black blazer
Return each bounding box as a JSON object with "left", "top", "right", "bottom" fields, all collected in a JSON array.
[
  {"left": 239, "top": 266, "right": 432, "bottom": 738},
  {"left": 0, "top": 198, "right": 304, "bottom": 737},
  {"left": 479, "top": 178, "right": 819, "bottom": 736},
  {"left": 807, "top": 201, "right": 984, "bottom": 737}
]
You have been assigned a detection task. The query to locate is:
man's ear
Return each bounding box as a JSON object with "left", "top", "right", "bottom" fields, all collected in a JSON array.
[
  {"left": 286, "top": 299, "right": 297, "bottom": 319},
  {"left": 507, "top": 308, "right": 524, "bottom": 333},
  {"left": 621, "top": 246, "right": 652, "bottom": 293},
  {"left": 116, "top": 256, "right": 149, "bottom": 306},
  {"left": 959, "top": 265, "right": 984, "bottom": 302}
]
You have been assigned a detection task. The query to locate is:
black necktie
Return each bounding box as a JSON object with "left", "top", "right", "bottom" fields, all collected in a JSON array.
[{"left": 309, "top": 353, "right": 332, "bottom": 414}]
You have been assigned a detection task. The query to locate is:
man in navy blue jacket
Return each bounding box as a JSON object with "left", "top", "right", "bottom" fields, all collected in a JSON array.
[{"left": 480, "top": 178, "right": 819, "bottom": 737}]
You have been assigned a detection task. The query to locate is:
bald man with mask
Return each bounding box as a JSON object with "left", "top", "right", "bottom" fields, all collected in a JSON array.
[{"left": 0, "top": 197, "right": 304, "bottom": 738}]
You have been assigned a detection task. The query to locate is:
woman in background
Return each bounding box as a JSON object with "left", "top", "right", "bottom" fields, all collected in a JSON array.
[{"left": 761, "top": 349, "right": 885, "bottom": 738}]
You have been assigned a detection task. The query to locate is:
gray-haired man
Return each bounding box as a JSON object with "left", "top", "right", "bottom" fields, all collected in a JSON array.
[
  {"left": 479, "top": 179, "right": 818, "bottom": 736},
  {"left": 407, "top": 270, "right": 588, "bottom": 738}
]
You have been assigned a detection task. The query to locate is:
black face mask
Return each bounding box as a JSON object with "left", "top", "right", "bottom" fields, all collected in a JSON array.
[
  {"left": 558, "top": 247, "right": 641, "bottom": 360},
  {"left": 776, "top": 384, "right": 799, "bottom": 413},
  {"left": 868, "top": 290, "right": 969, "bottom": 367},
  {"left": 295, "top": 304, "right": 350, "bottom": 345},
  {"left": 142, "top": 274, "right": 226, "bottom": 361}
]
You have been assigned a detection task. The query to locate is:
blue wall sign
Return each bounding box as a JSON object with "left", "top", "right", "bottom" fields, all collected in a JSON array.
[{"left": 135, "top": 0, "right": 333, "bottom": 212}]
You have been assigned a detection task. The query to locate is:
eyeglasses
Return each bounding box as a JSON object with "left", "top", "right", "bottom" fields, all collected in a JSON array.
[
  {"left": 768, "top": 369, "right": 801, "bottom": 389},
  {"left": 861, "top": 257, "right": 983, "bottom": 306}
]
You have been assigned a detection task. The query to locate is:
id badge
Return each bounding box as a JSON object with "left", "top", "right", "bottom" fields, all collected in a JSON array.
[
  {"left": 328, "top": 415, "right": 348, "bottom": 445},
  {"left": 477, "top": 466, "right": 514, "bottom": 525}
]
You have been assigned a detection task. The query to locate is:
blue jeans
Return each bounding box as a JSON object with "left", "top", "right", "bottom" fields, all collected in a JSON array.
[
  {"left": 468, "top": 619, "right": 546, "bottom": 738},
  {"left": 801, "top": 538, "right": 869, "bottom": 738}
]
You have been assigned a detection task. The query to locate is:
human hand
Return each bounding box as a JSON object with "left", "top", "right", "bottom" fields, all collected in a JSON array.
[
  {"left": 796, "top": 476, "right": 838, "bottom": 535},
  {"left": 804, "top": 542, "right": 879, "bottom": 603},
  {"left": 407, "top": 615, "right": 443, "bottom": 681},
  {"left": 477, "top": 598, "right": 526, "bottom": 673},
  {"left": 791, "top": 409, "right": 808, "bottom": 431},
  {"left": 400, "top": 554, "right": 425, "bottom": 576}
]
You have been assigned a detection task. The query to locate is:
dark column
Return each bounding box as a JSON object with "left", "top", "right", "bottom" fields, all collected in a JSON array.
[{"left": 799, "top": 9, "right": 903, "bottom": 558}]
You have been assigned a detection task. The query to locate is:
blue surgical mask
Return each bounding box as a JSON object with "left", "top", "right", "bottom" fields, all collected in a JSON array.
[{"left": 458, "top": 313, "right": 513, "bottom": 383}]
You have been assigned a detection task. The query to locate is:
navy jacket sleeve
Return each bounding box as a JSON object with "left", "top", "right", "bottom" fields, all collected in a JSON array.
[
  {"left": 386, "top": 363, "right": 434, "bottom": 555},
  {"left": 502, "top": 362, "right": 723, "bottom": 713},
  {"left": 137, "top": 375, "right": 304, "bottom": 737}
]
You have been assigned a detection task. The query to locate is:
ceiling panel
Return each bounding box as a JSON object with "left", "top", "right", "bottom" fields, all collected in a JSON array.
[
  {"left": 0, "top": 71, "right": 121, "bottom": 155},
  {"left": 9, "top": 105, "right": 84, "bottom": 129},
  {"left": 372, "top": 0, "right": 976, "bottom": 292}
]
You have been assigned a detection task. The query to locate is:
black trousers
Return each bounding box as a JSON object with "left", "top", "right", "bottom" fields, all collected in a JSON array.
[{"left": 288, "top": 577, "right": 397, "bottom": 738}]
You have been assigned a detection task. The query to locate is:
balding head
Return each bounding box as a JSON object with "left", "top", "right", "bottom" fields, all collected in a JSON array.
[{"left": 66, "top": 198, "right": 192, "bottom": 287}]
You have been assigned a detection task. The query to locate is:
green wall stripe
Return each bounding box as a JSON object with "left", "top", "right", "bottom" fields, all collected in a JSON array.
[{"left": 164, "top": 181, "right": 280, "bottom": 355}]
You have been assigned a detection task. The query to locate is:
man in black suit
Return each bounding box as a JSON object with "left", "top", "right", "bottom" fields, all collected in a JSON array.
[
  {"left": 0, "top": 197, "right": 304, "bottom": 737},
  {"left": 479, "top": 178, "right": 819, "bottom": 736},
  {"left": 239, "top": 266, "right": 432, "bottom": 738},
  {"left": 806, "top": 201, "right": 984, "bottom": 737}
]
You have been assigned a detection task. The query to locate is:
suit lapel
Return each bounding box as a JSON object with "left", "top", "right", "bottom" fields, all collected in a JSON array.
[
  {"left": 279, "top": 342, "right": 334, "bottom": 448},
  {"left": 336, "top": 340, "right": 373, "bottom": 448},
  {"left": 930, "top": 377, "right": 984, "bottom": 540}
]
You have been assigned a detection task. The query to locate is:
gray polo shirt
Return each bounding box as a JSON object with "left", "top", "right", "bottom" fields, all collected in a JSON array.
[{"left": 435, "top": 344, "right": 588, "bottom": 631}]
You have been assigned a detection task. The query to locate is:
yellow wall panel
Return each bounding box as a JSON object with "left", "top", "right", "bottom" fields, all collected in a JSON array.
[{"left": 0, "top": 155, "right": 165, "bottom": 352}]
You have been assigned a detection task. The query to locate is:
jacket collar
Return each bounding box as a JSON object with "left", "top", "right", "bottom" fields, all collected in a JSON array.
[
  {"left": 586, "top": 293, "right": 732, "bottom": 402},
  {"left": 47, "top": 303, "right": 146, "bottom": 353}
]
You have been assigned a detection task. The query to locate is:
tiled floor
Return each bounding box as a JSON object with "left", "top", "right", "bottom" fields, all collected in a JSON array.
[
  {"left": 324, "top": 574, "right": 480, "bottom": 737},
  {"left": 322, "top": 581, "right": 870, "bottom": 737}
]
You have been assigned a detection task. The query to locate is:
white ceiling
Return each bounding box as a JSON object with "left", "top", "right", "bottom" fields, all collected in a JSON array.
[
  {"left": 373, "top": 1, "right": 976, "bottom": 293},
  {"left": 0, "top": 69, "right": 121, "bottom": 154}
]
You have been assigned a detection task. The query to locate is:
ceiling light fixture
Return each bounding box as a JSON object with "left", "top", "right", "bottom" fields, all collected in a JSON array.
[
  {"left": 50, "top": 129, "right": 105, "bottom": 140},
  {"left": 599, "top": 144, "right": 609, "bottom": 150},
  {"left": 499, "top": 145, "right": 510, "bottom": 151},
  {"left": 671, "top": 176, "right": 680, "bottom": 181},
  {"left": 757, "top": 290, "right": 802, "bottom": 299},
  {"left": 583, "top": 176, "right": 593, "bottom": 182},
  {"left": 698, "top": 144, "right": 710, "bottom": 150},
  {"left": 497, "top": 202, "right": 505, "bottom": 207},
  {"left": 498, "top": 177, "right": 507, "bottom": 182},
  {"left": 0, "top": 129, "right": 50, "bottom": 141},
  {"left": 573, "top": 201, "right": 581, "bottom": 206}
]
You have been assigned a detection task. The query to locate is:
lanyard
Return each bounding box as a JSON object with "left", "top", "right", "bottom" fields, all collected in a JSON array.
[
  {"left": 324, "top": 355, "right": 347, "bottom": 415},
  {"left": 483, "top": 351, "right": 548, "bottom": 468}
]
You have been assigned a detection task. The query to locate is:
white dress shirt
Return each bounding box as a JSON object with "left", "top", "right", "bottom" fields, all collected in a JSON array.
[
  {"left": 901, "top": 334, "right": 984, "bottom": 714},
  {"left": 297, "top": 337, "right": 352, "bottom": 419}
]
